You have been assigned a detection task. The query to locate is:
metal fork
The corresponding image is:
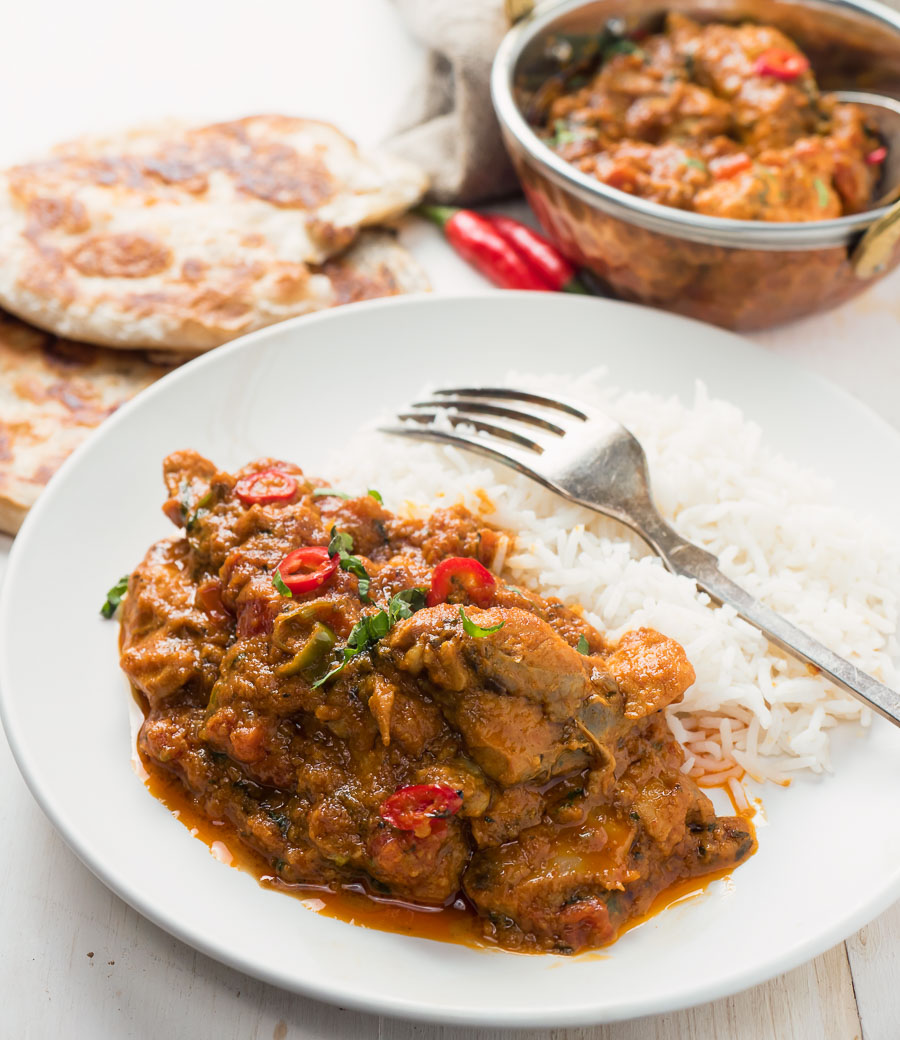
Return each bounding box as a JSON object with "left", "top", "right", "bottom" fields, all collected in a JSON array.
[{"left": 381, "top": 386, "right": 900, "bottom": 729}]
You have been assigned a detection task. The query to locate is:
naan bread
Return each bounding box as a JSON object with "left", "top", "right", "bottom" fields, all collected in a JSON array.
[
  {"left": 0, "top": 230, "right": 429, "bottom": 531},
  {"left": 145, "top": 228, "right": 431, "bottom": 360},
  {"left": 0, "top": 115, "right": 428, "bottom": 352},
  {"left": 0, "top": 313, "right": 172, "bottom": 534}
]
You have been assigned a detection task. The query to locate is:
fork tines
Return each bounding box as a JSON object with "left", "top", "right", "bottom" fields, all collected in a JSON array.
[{"left": 379, "top": 386, "right": 589, "bottom": 464}]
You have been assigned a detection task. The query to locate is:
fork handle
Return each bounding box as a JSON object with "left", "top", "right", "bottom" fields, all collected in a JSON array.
[{"left": 651, "top": 530, "right": 900, "bottom": 729}]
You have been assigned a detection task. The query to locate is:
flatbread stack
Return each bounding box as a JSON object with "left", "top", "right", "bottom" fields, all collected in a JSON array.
[
  {"left": 0, "top": 115, "right": 429, "bottom": 353},
  {"left": 0, "top": 116, "right": 430, "bottom": 530},
  {"left": 0, "top": 313, "right": 172, "bottom": 533}
]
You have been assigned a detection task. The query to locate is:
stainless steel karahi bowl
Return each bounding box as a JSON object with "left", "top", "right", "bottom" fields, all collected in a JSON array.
[{"left": 491, "top": 0, "right": 900, "bottom": 330}]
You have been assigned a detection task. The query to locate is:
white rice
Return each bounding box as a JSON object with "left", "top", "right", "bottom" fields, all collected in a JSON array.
[{"left": 327, "top": 370, "right": 900, "bottom": 786}]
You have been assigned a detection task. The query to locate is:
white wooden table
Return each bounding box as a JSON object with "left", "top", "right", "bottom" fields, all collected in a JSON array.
[{"left": 1, "top": 2, "right": 899, "bottom": 1037}]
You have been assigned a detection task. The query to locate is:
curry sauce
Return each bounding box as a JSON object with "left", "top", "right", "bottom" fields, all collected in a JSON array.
[{"left": 141, "top": 743, "right": 747, "bottom": 952}]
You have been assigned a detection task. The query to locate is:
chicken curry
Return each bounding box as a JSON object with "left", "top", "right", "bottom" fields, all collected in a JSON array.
[
  {"left": 116, "top": 452, "right": 755, "bottom": 954},
  {"left": 537, "top": 14, "right": 885, "bottom": 221}
]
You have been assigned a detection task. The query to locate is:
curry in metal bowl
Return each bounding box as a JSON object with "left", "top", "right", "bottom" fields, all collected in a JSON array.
[
  {"left": 492, "top": 0, "right": 900, "bottom": 329},
  {"left": 536, "top": 14, "right": 886, "bottom": 221}
]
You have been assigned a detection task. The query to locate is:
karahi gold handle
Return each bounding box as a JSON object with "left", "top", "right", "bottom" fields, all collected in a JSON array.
[
  {"left": 853, "top": 197, "right": 900, "bottom": 280},
  {"left": 504, "top": 0, "right": 535, "bottom": 24}
]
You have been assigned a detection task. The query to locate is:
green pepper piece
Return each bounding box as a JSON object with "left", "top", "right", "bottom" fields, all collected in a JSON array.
[
  {"left": 276, "top": 623, "right": 337, "bottom": 678},
  {"left": 272, "top": 603, "right": 338, "bottom": 651}
]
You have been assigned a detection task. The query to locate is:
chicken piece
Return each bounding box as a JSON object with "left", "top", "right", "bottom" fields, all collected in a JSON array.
[
  {"left": 366, "top": 819, "right": 470, "bottom": 903},
  {"left": 161, "top": 449, "right": 219, "bottom": 528},
  {"left": 463, "top": 811, "right": 637, "bottom": 952},
  {"left": 414, "top": 757, "right": 492, "bottom": 818},
  {"left": 389, "top": 605, "right": 696, "bottom": 787},
  {"left": 387, "top": 604, "right": 624, "bottom": 785},
  {"left": 604, "top": 627, "right": 695, "bottom": 719},
  {"left": 120, "top": 538, "right": 231, "bottom": 707},
  {"left": 825, "top": 101, "right": 882, "bottom": 213},
  {"left": 469, "top": 784, "right": 545, "bottom": 847}
]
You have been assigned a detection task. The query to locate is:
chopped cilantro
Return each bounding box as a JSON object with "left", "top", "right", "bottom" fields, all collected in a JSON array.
[
  {"left": 312, "top": 588, "right": 429, "bottom": 688},
  {"left": 328, "top": 526, "right": 372, "bottom": 602},
  {"left": 603, "top": 38, "right": 645, "bottom": 60},
  {"left": 272, "top": 570, "right": 293, "bottom": 598},
  {"left": 180, "top": 481, "right": 212, "bottom": 532},
  {"left": 683, "top": 157, "right": 708, "bottom": 172},
  {"left": 813, "top": 176, "right": 829, "bottom": 208},
  {"left": 267, "top": 811, "right": 291, "bottom": 836},
  {"left": 312, "top": 488, "right": 350, "bottom": 499},
  {"left": 312, "top": 487, "right": 383, "bottom": 503},
  {"left": 459, "top": 606, "right": 505, "bottom": 638},
  {"left": 551, "top": 119, "right": 578, "bottom": 147},
  {"left": 187, "top": 490, "right": 212, "bottom": 531},
  {"left": 576, "top": 634, "right": 590, "bottom": 655},
  {"left": 389, "top": 587, "right": 428, "bottom": 623},
  {"left": 100, "top": 574, "right": 129, "bottom": 619},
  {"left": 179, "top": 481, "right": 192, "bottom": 522},
  {"left": 327, "top": 529, "right": 353, "bottom": 556}
]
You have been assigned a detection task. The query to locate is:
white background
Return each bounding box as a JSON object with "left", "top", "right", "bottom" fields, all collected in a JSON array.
[{"left": 1, "top": 1, "right": 899, "bottom": 1037}]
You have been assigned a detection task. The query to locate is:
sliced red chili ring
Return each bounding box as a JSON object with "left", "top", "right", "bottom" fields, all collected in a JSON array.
[
  {"left": 380, "top": 784, "right": 463, "bottom": 838},
  {"left": 710, "top": 153, "right": 753, "bottom": 180},
  {"left": 275, "top": 546, "right": 338, "bottom": 596},
  {"left": 426, "top": 556, "right": 496, "bottom": 608},
  {"left": 752, "top": 48, "right": 809, "bottom": 81},
  {"left": 235, "top": 468, "right": 298, "bottom": 505},
  {"left": 866, "top": 146, "right": 888, "bottom": 165}
]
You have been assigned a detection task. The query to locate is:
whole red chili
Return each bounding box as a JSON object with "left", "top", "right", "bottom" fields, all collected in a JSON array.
[
  {"left": 380, "top": 784, "right": 463, "bottom": 838},
  {"left": 275, "top": 546, "right": 338, "bottom": 596},
  {"left": 866, "top": 146, "right": 888, "bottom": 166},
  {"left": 418, "top": 205, "right": 553, "bottom": 291},
  {"left": 485, "top": 214, "right": 586, "bottom": 293},
  {"left": 752, "top": 48, "right": 810, "bottom": 81},
  {"left": 235, "top": 468, "right": 298, "bottom": 505},
  {"left": 426, "top": 556, "right": 496, "bottom": 608}
]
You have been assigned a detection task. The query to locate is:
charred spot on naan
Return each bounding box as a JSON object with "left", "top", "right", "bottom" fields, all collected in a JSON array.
[
  {"left": 17, "top": 247, "right": 77, "bottom": 304},
  {"left": 25, "top": 195, "right": 91, "bottom": 234},
  {"left": 69, "top": 234, "right": 173, "bottom": 279}
]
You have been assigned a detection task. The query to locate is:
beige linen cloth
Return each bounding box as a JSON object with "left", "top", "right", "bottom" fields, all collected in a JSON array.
[{"left": 386, "top": 0, "right": 521, "bottom": 204}]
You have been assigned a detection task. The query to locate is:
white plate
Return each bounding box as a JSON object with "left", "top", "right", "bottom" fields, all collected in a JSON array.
[{"left": 2, "top": 293, "right": 900, "bottom": 1028}]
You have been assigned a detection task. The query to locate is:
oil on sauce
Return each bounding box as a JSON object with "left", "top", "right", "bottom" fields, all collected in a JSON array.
[{"left": 143, "top": 757, "right": 756, "bottom": 954}]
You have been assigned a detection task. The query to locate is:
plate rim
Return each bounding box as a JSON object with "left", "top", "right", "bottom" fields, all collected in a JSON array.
[{"left": 3, "top": 291, "right": 900, "bottom": 1027}]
